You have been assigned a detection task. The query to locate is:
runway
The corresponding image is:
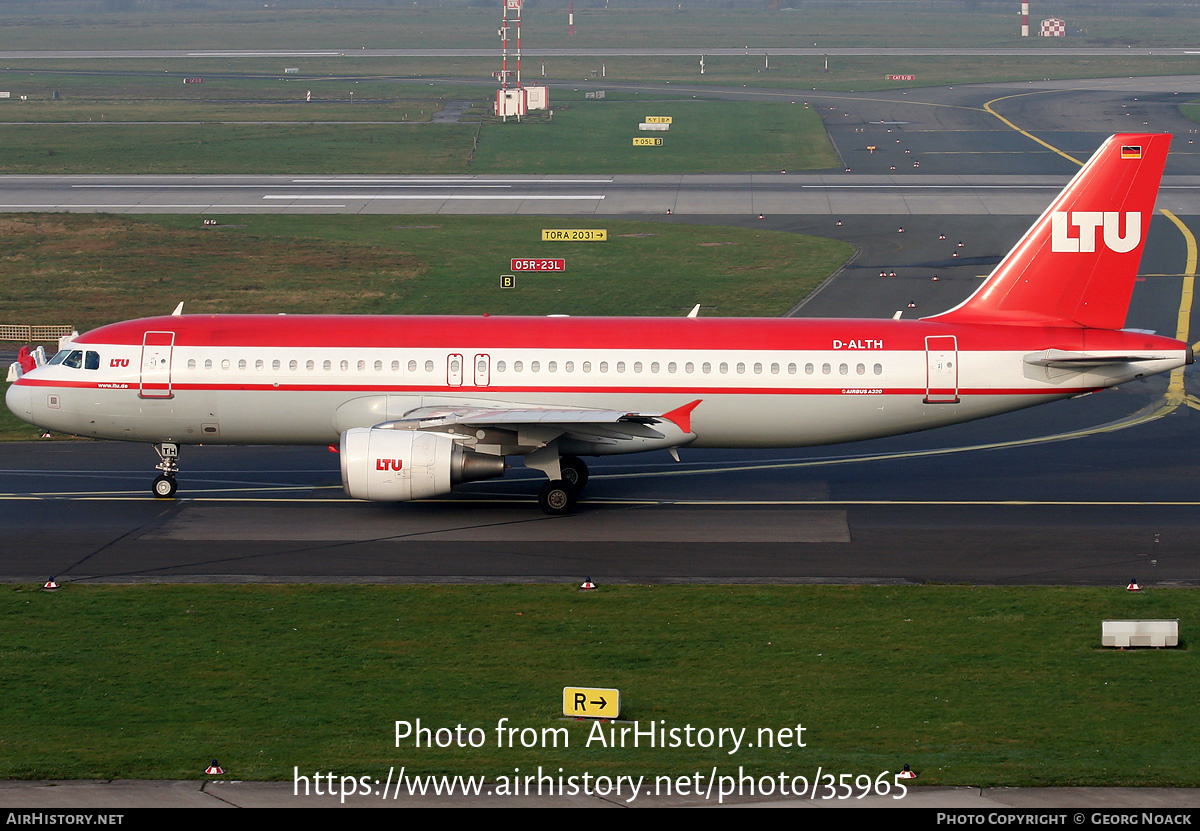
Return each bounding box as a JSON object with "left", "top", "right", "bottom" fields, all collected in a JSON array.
[
  {"left": 2, "top": 75, "right": 1200, "bottom": 586},
  {"left": 5, "top": 172, "right": 1199, "bottom": 216}
]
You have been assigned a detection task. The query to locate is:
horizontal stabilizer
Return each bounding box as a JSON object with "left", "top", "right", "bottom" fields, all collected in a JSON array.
[{"left": 1023, "top": 349, "right": 1168, "bottom": 368}]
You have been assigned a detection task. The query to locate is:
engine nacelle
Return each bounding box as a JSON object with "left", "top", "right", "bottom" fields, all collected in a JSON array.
[{"left": 340, "top": 428, "right": 505, "bottom": 502}]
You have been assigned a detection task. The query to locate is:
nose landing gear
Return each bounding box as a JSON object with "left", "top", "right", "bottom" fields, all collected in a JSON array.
[{"left": 152, "top": 442, "right": 179, "bottom": 499}]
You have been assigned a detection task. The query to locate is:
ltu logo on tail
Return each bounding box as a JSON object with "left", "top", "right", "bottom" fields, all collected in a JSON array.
[
  {"left": 1051, "top": 211, "right": 1141, "bottom": 253},
  {"left": 376, "top": 459, "right": 404, "bottom": 471}
]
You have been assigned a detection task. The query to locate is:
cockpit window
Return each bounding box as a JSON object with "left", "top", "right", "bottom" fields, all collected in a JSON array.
[
  {"left": 48, "top": 350, "right": 68, "bottom": 366},
  {"left": 61, "top": 350, "right": 83, "bottom": 369},
  {"left": 84, "top": 351, "right": 99, "bottom": 370}
]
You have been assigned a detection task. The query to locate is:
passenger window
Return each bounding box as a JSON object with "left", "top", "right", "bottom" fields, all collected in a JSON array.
[
  {"left": 256, "top": 359, "right": 264, "bottom": 371},
  {"left": 375, "top": 360, "right": 383, "bottom": 372},
  {"left": 736, "top": 362, "right": 745, "bottom": 374},
  {"left": 407, "top": 360, "right": 417, "bottom": 373},
  {"left": 188, "top": 359, "right": 197, "bottom": 370},
  {"left": 238, "top": 359, "right": 247, "bottom": 370},
  {"left": 205, "top": 359, "right": 213, "bottom": 370},
  {"left": 289, "top": 360, "right": 298, "bottom": 371},
  {"left": 424, "top": 360, "right": 433, "bottom": 373},
  {"left": 753, "top": 363, "right": 762, "bottom": 374},
  {"left": 497, "top": 360, "right": 507, "bottom": 372},
  {"left": 873, "top": 363, "right": 883, "bottom": 376},
  {"left": 272, "top": 359, "right": 281, "bottom": 371},
  {"left": 514, "top": 361, "right": 524, "bottom": 372},
  {"left": 548, "top": 361, "right": 557, "bottom": 373},
  {"left": 805, "top": 363, "right": 814, "bottom": 375},
  {"left": 565, "top": 361, "right": 574, "bottom": 372},
  {"left": 684, "top": 362, "right": 694, "bottom": 374},
  {"left": 822, "top": 363, "right": 831, "bottom": 375},
  {"left": 324, "top": 360, "right": 332, "bottom": 371}
]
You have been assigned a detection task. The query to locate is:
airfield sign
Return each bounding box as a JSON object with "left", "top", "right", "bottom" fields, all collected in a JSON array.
[{"left": 563, "top": 686, "right": 621, "bottom": 719}]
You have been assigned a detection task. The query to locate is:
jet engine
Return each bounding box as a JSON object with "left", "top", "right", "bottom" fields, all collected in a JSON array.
[{"left": 340, "top": 427, "right": 505, "bottom": 501}]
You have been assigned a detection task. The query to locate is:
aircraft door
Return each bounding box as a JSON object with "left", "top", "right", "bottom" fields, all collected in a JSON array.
[
  {"left": 924, "top": 335, "right": 959, "bottom": 404},
  {"left": 447, "top": 353, "right": 463, "bottom": 387},
  {"left": 473, "top": 353, "right": 490, "bottom": 387},
  {"left": 139, "top": 331, "right": 175, "bottom": 399}
]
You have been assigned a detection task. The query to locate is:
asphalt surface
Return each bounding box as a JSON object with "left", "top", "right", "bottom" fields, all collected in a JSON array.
[{"left": 3, "top": 72, "right": 1200, "bottom": 809}]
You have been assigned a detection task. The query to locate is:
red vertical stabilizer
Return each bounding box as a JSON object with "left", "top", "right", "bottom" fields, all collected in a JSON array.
[{"left": 925, "top": 133, "right": 1171, "bottom": 330}]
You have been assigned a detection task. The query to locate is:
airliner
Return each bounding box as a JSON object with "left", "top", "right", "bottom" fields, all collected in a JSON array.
[{"left": 6, "top": 133, "right": 1190, "bottom": 514}]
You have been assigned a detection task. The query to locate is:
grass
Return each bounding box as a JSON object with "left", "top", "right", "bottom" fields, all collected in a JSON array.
[
  {"left": 0, "top": 213, "right": 852, "bottom": 328},
  {"left": 0, "top": 583, "right": 1196, "bottom": 785},
  {"left": 0, "top": 70, "right": 837, "bottom": 173},
  {"left": 472, "top": 99, "right": 837, "bottom": 174},
  {"left": 0, "top": 122, "right": 481, "bottom": 175}
]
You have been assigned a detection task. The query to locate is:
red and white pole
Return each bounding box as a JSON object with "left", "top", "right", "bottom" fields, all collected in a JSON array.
[
  {"left": 1021, "top": 1, "right": 1029, "bottom": 37},
  {"left": 500, "top": 1, "right": 509, "bottom": 89}
]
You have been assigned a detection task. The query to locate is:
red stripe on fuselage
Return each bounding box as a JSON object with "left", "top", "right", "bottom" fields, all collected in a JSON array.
[{"left": 67, "top": 314, "right": 1185, "bottom": 355}]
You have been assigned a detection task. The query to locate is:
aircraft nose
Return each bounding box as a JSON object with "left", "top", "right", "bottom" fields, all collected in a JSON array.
[{"left": 5, "top": 381, "right": 33, "bottom": 422}]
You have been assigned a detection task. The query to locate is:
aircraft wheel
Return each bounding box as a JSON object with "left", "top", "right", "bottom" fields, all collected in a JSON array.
[
  {"left": 152, "top": 475, "right": 177, "bottom": 499},
  {"left": 559, "top": 456, "right": 589, "bottom": 492},
  {"left": 538, "top": 480, "right": 577, "bottom": 516}
]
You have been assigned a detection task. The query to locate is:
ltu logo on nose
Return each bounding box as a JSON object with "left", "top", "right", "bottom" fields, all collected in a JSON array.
[{"left": 1051, "top": 211, "right": 1140, "bottom": 253}]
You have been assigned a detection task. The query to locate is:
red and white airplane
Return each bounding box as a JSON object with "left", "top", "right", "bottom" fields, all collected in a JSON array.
[{"left": 5, "top": 133, "right": 1190, "bottom": 514}]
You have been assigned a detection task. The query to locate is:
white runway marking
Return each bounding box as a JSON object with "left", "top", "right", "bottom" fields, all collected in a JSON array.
[{"left": 261, "top": 194, "right": 606, "bottom": 200}]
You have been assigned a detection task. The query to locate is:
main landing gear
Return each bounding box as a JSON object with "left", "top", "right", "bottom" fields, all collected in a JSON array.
[
  {"left": 535, "top": 455, "right": 589, "bottom": 516},
  {"left": 151, "top": 442, "right": 179, "bottom": 499}
]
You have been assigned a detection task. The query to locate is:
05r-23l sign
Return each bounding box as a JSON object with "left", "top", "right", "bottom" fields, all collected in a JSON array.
[{"left": 511, "top": 259, "right": 566, "bottom": 271}]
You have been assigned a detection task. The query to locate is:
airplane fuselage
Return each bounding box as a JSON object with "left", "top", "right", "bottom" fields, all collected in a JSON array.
[{"left": 8, "top": 314, "right": 1187, "bottom": 451}]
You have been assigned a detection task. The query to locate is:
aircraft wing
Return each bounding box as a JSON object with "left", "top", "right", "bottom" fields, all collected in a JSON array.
[{"left": 372, "top": 400, "right": 701, "bottom": 451}]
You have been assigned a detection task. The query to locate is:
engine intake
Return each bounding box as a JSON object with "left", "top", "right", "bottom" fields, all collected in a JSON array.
[{"left": 340, "top": 428, "right": 505, "bottom": 502}]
